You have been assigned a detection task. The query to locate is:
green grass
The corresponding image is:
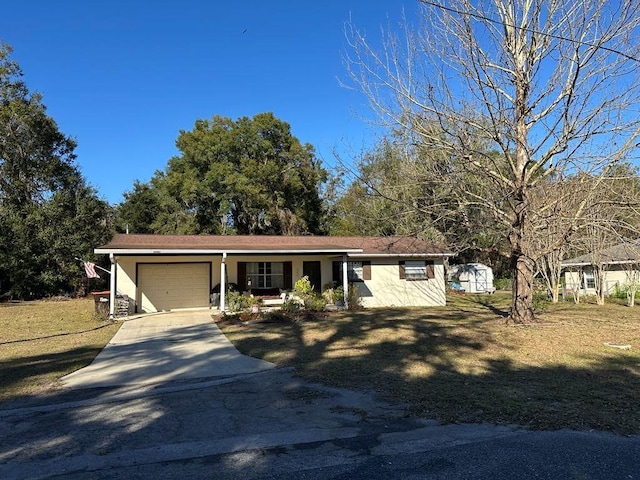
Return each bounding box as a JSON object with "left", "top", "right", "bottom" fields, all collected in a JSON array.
[
  {"left": 2, "top": 295, "right": 638, "bottom": 434},
  {"left": 219, "top": 293, "right": 640, "bottom": 434},
  {"left": 0, "top": 298, "right": 121, "bottom": 402}
]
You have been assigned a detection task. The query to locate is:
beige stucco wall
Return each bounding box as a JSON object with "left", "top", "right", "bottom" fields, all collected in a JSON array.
[
  {"left": 114, "top": 254, "right": 447, "bottom": 310},
  {"left": 356, "top": 259, "right": 447, "bottom": 307},
  {"left": 228, "top": 255, "right": 447, "bottom": 306}
]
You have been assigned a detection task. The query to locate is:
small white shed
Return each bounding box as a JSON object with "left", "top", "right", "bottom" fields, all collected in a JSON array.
[{"left": 448, "top": 263, "right": 496, "bottom": 294}]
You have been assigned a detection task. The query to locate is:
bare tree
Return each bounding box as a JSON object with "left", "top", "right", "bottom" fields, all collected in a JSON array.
[
  {"left": 623, "top": 261, "right": 640, "bottom": 307},
  {"left": 532, "top": 180, "right": 575, "bottom": 303},
  {"left": 580, "top": 225, "right": 615, "bottom": 305},
  {"left": 570, "top": 167, "right": 640, "bottom": 304},
  {"left": 345, "top": 0, "right": 640, "bottom": 323}
]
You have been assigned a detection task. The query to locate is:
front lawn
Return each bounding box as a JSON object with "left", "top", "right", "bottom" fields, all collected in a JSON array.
[
  {"left": 218, "top": 293, "right": 640, "bottom": 434},
  {"left": 0, "top": 298, "right": 121, "bottom": 403}
]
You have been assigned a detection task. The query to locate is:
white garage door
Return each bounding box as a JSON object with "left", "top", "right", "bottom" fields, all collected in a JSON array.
[{"left": 138, "top": 263, "right": 210, "bottom": 312}]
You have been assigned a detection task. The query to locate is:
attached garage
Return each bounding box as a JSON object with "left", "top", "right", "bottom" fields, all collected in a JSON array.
[
  {"left": 96, "top": 234, "right": 453, "bottom": 318},
  {"left": 137, "top": 262, "right": 211, "bottom": 313}
]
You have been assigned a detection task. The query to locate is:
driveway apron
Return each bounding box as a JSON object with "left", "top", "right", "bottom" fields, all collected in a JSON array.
[{"left": 61, "top": 311, "right": 275, "bottom": 388}]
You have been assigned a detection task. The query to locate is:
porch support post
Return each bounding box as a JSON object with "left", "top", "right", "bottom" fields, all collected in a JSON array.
[
  {"left": 342, "top": 254, "right": 349, "bottom": 308},
  {"left": 220, "top": 252, "right": 227, "bottom": 312},
  {"left": 109, "top": 253, "right": 116, "bottom": 320}
]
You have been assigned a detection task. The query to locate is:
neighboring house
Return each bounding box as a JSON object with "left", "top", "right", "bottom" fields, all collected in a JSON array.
[
  {"left": 562, "top": 242, "right": 640, "bottom": 296},
  {"left": 95, "top": 234, "right": 453, "bottom": 317}
]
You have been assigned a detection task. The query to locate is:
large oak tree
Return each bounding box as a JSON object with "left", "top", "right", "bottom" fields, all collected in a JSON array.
[{"left": 117, "top": 113, "right": 328, "bottom": 235}]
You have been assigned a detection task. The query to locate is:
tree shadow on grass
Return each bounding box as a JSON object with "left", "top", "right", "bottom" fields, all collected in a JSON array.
[
  {"left": 0, "top": 310, "right": 637, "bottom": 480},
  {"left": 226, "top": 307, "right": 640, "bottom": 435},
  {"left": 0, "top": 347, "right": 106, "bottom": 405},
  {"left": 0, "top": 323, "right": 116, "bottom": 345},
  {"left": 464, "top": 295, "right": 511, "bottom": 318},
  {"left": 400, "top": 357, "right": 640, "bottom": 433}
]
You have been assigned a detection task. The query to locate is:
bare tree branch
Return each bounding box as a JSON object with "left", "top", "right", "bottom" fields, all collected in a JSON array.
[{"left": 344, "top": 0, "right": 640, "bottom": 323}]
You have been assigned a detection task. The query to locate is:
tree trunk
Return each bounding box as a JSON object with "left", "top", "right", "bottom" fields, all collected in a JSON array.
[
  {"left": 572, "top": 285, "right": 581, "bottom": 304},
  {"left": 594, "top": 266, "right": 606, "bottom": 305},
  {"left": 510, "top": 252, "right": 536, "bottom": 324},
  {"left": 537, "top": 255, "right": 562, "bottom": 304},
  {"left": 550, "top": 284, "right": 559, "bottom": 303}
]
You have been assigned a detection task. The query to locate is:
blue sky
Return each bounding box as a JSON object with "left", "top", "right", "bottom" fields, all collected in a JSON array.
[{"left": 1, "top": 1, "right": 415, "bottom": 205}]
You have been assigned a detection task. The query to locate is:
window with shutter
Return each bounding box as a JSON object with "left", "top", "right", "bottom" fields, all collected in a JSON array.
[
  {"left": 245, "top": 262, "right": 288, "bottom": 289},
  {"left": 333, "top": 260, "right": 371, "bottom": 282},
  {"left": 399, "top": 260, "right": 435, "bottom": 281},
  {"left": 426, "top": 261, "right": 435, "bottom": 279},
  {"left": 405, "top": 261, "right": 427, "bottom": 280}
]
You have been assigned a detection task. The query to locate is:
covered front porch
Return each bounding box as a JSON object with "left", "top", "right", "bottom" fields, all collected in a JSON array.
[
  {"left": 102, "top": 251, "right": 357, "bottom": 317},
  {"left": 215, "top": 253, "right": 353, "bottom": 313}
]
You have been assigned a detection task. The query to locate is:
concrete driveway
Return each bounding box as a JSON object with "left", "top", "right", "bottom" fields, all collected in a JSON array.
[{"left": 61, "top": 310, "right": 275, "bottom": 389}]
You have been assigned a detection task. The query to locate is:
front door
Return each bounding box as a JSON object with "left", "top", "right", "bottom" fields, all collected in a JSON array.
[{"left": 303, "top": 261, "right": 322, "bottom": 293}]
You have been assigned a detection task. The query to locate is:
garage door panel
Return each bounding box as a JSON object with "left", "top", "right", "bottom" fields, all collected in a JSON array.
[{"left": 138, "top": 263, "right": 209, "bottom": 312}]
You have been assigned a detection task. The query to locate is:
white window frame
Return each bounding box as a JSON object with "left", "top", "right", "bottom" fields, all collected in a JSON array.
[
  {"left": 246, "top": 262, "right": 284, "bottom": 289},
  {"left": 405, "top": 260, "right": 428, "bottom": 280},
  {"left": 583, "top": 269, "right": 595, "bottom": 290}
]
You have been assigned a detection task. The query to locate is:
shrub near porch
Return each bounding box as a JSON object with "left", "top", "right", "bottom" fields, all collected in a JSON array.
[{"left": 219, "top": 292, "right": 640, "bottom": 434}]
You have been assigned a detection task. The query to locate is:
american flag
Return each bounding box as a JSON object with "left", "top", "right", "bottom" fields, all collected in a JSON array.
[{"left": 84, "top": 262, "right": 100, "bottom": 279}]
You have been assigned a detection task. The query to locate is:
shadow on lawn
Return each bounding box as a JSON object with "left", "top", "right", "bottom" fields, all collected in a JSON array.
[
  {"left": 227, "top": 307, "right": 640, "bottom": 435},
  {"left": 0, "top": 324, "right": 116, "bottom": 345},
  {"left": 0, "top": 347, "right": 105, "bottom": 404},
  {"left": 0, "top": 306, "right": 636, "bottom": 480}
]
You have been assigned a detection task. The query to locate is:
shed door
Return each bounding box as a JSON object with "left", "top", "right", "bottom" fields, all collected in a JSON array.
[
  {"left": 138, "top": 263, "right": 209, "bottom": 313},
  {"left": 475, "top": 268, "right": 488, "bottom": 292}
]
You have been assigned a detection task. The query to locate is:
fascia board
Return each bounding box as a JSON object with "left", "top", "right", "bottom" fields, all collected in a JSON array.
[
  {"left": 94, "top": 248, "right": 364, "bottom": 255},
  {"left": 562, "top": 260, "right": 639, "bottom": 267},
  {"left": 561, "top": 262, "right": 590, "bottom": 267},
  {"left": 346, "top": 253, "right": 454, "bottom": 258}
]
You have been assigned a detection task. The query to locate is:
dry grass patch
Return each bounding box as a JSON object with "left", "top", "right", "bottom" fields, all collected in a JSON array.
[
  {"left": 0, "top": 298, "right": 121, "bottom": 402},
  {"left": 219, "top": 293, "right": 640, "bottom": 434}
]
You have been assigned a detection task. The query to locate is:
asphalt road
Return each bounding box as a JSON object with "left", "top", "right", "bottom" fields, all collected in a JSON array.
[{"left": 1, "top": 369, "right": 638, "bottom": 480}]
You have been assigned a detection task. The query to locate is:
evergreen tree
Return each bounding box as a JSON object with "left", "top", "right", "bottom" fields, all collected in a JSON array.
[{"left": 0, "top": 42, "right": 111, "bottom": 299}]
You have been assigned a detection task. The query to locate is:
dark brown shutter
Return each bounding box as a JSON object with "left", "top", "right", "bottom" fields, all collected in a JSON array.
[
  {"left": 283, "top": 261, "right": 292, "bottom": 290},
  {"left": 362, "top": 261, "right": 371, "bottom": 280},
  {"left": 399, "top": 261, "right": 406, "bottom": 279},
  {"left": 237, "top": 262, "right": 247, "bottom": 290},
  {"left": 426, "top": 261, "right": 435, "bottom": 279},
  {"left": 332, "top": 261, "right": 340, "bottom": 284}
]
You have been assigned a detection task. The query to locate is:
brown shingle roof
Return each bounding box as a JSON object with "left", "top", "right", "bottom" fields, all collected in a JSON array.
[
  {"left": 563, "top": 241, "right": 640, "bottom": 266},
  {"left": 97, "top": 234, "right": 451, "bottom": 256}
]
